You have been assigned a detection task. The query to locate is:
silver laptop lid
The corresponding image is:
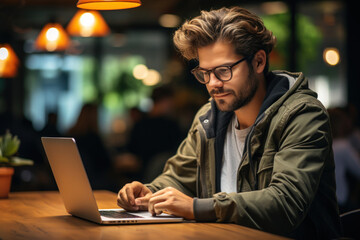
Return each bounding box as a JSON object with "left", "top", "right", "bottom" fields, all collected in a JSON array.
[{"left": 41, "top": 137, "right": 102, "bottom": 223}]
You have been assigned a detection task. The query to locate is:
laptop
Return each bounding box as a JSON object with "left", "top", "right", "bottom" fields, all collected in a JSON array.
[{"left": 41, "top": 137, "right": 183, "bottom": 225}]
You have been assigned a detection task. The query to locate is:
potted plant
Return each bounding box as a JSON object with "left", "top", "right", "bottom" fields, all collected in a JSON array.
[{"left": 0, "top": 131, "right": 33, "bottom": 198}]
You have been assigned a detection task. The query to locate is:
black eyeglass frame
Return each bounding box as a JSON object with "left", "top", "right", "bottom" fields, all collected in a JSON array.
[{"left": 191, "top": 56, "right": 249, "bottom": 84}]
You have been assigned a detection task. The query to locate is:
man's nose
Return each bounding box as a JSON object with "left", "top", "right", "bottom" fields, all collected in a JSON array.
[{"left": 207, "top": 72, "right": 224, "bottom": 88}]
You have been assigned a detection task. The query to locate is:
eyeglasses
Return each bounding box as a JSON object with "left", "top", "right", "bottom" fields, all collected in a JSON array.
[{"left": 191, "top": 56, "right": 248, "bottom": 84}]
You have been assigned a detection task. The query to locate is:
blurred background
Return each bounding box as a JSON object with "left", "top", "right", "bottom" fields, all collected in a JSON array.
[{"left": 0, "top": 0, "right": 359, "bottom": 210}]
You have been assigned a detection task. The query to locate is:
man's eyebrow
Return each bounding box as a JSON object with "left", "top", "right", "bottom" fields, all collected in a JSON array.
[{"left": 198, "top": 62, "right": 235, "bottom": 70}]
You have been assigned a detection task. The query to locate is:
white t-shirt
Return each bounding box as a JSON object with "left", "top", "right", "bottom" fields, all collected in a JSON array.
[{"left": 221, "top": 115, "right": 252, "bottom": 193}]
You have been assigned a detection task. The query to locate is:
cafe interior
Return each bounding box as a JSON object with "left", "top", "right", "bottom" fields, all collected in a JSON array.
[{"left": 0, "top": 0, "right": 359, "bottom": 211}]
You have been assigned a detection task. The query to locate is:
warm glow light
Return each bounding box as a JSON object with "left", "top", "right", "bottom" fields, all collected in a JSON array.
[
  {"left": 46, "top": 27, "right": 60, "bottom": 41},
  {"left": 67, "top": 10, "right": 110, "bottom": 37},
  {"left": 112, "top": 118, "right": 127, "bottom": 134},
  {"left": 159, "top": 14, "right": 181, "bottom": 28},
  {"left": 133, "top": 64, "right": 148, "bottom": 79},
  {"left": 0, "top": 44, "right": 20, "bottom": 78},
  {"left": 35, "top": 23, "right": 70, "bottom": 52},
  {"left": 77, "top": 0, "right": 141, "bottom": 10},
  {"left": 142, "top": 69, "right": 161, "bottom": 86},
  {"left": 0, "top": 47, "right": 9, "bottom": 60},
  {"left": 80, "top": 12, "right": 95, "bottom": 27},
  {"left": 323, "top": 48, "right": 340, "bottom": 66},
  {"left": 260, "top": 1, "right": 288, "bottom": 15}
]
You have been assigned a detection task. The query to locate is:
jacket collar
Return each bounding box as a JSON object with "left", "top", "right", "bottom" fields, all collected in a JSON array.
[
  {"left": 199, "top": 100, "right": 233, "bottom": 139},
  {"left": 200, "top": 70, "right": 302, "bottom": 137}
]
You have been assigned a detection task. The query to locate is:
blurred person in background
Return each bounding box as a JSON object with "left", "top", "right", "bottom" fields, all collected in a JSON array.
[
  {"left": 40, "top": 112, "right": 61, "bottom": 137},
  {"left": 117, "top": 6, "right": 340, "bottom": 239},
  {"left": 328, "top": 107, "right": 360, "bottom": 213},
  {"left": 345, "top": 103, "right": 360, "bottom": 155},
  {"left": 0, "top": 111, "right": 49, "bottom": 191},
  {"left": 123, "top": 85, "right": 183, "bottom": 182},
  {"left": 67, "top": 103, "right": 114, "bottom": 190}
]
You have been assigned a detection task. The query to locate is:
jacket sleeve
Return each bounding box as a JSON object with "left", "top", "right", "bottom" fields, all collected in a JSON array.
[{"left": 194, "top": 100, "right": 333, "bottom": 234}]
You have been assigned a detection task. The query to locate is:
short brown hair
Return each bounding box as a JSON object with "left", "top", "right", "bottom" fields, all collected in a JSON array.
[{"left": 173, "top": 6, "right": 276, "bottom": 73}]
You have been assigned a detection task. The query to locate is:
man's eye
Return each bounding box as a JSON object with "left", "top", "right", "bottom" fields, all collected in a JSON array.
[{"left": 216, "top": 68, "right": 229, "bottom": 74}]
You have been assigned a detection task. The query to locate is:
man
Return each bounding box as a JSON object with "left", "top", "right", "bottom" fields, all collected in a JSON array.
[{"left": 117, "top": 6, "right": 341, "bottom": 239}]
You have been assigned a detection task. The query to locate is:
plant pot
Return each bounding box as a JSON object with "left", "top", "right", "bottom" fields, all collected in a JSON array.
[{"left": 0, "top": 167, "right": 14, "bottom": 199}]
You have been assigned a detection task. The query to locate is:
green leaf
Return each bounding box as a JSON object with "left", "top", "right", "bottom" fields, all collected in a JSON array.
[
  {"left": 0, "top": 156, "right": 10, "bottom": 163},
  {"left": 1, "top": 131, "right": 20, "bottom": 157},
  {"left": 10, "top": 157, "right": 34, "bottom": 166},
  {"left": 0, "top": 131, "right": 34, "bottom": 167}
]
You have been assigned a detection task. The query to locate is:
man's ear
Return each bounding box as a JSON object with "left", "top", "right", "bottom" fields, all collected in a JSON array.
[{"left": 252, "top": 50, "right": 266, "bottom": 74}]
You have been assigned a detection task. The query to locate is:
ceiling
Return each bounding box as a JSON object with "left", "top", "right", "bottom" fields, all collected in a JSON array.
[
  {"left": 0, "top": 0, "right": 182, "bottom": 26},
  {"left": 0, "top": 0, "right": 240, "bottom": 35},
  {"left": 0, "top": 0, "right": 262, "bottom": 26},
  {"left": 0, "top": 0, "right": 345, "bottom": 42}
]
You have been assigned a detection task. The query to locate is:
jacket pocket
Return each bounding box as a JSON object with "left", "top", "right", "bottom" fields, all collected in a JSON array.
[{"left": 256, "top": 154, "right": 274, "bottom": 189}]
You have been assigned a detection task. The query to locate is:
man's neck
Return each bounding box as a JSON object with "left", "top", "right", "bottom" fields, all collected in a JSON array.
[{"left": 234, "top": 77, "right": 266, "bottom": 130}]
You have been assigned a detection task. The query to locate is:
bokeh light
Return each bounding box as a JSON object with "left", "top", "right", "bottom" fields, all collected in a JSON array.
[{"left": 323, "top": 48, "right": 340, "bottom": 66}]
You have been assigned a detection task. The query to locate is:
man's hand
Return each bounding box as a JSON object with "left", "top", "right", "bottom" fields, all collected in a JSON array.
[
  {"left": 117, "top": 181, "right": 152, "bottom": 211},
  {"left": 146, "top": 187, "right": 195, "bottom": 220}
]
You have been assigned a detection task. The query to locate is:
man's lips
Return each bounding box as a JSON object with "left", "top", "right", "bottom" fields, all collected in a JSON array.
[
  {"left": 213, "top": 92, "right": 231, "bottom": 98},
  {"left": 210, "top": 89, "right": 233, "bottom": 98}
]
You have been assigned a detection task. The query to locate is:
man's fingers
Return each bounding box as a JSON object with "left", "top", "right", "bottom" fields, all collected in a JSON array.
[
  {"left": 148, "top": 187, "right": 171, "bottom": 214},
  {"left": 135, "top": 195, "right": 149, "bottom": 206},
  {"left": 125, "top": 187, "right": 135, "bottom": 205},
  {"left": 146, "top": 187, "right": 194, "bottom": 219},
  {"left": 117, "top": 184, "right": 139, "bottom": 211},
  {"left": 117, "top": 190, "right": 127, "bottom": 207},
  {"left": 119, "top": 189, "right": 128, "bottom": 204},
  {"left": 118, "top": 191, "right": 131, "bottom": 209},
  {"left": 117, "top": 182, "right": 153, "bottom": 211},
  {"left": 148, "top": 193, "right": 168, "bottom": 215},
  {"left": 153, "top": 202, "right": 168, "bottom": 215}
]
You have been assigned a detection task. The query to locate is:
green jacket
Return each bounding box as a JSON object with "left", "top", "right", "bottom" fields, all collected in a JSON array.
[{"left": 146, "top": 71, "right": 341, "bottom": 239}]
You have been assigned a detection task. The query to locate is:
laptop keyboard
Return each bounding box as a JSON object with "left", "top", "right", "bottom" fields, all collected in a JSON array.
[{"left": 100, "top": 210, "right": 143, "bottom": 219}]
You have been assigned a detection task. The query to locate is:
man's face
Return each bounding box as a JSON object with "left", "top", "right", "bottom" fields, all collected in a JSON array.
[{"left": 198, "top": 41, "right": 258, "bottom": 112}]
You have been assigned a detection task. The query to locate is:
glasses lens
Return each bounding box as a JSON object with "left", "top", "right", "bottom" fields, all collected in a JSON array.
[
  {"left": 192, "top": 69, "right": 207, "bottom": 83},
  {"left": 214, "top": 67, "right": 231, "bottom": 81}
]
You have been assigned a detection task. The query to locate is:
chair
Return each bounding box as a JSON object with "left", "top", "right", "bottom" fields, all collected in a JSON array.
[{"left": 340, "top": 208, "right": 360, "bottom": 239}]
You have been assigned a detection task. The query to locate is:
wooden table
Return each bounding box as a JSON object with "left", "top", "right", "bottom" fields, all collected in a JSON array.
[{"left": 0, "top": 191, "right": 288, "bottom": 240}]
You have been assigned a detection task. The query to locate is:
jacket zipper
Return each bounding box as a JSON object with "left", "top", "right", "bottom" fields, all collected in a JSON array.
[
  {"left": 197, "top": 125, "right": 207, "bottom": 197},
  {"left": 240, "top": 112, "right": 266, "bottom": 191}
]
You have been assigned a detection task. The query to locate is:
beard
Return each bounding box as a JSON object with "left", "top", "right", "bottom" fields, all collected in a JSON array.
[{"left": 210, "top": 70, "right": 259, "bottom": 112}]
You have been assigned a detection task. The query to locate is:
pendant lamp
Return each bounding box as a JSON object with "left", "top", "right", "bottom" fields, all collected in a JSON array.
[
  {"left": 35, "top": 23, "right": 70, "bottom": 52},
  {"left": 77, "top": 0, "right": 141, "bottom": 10},
  {"left": 0, "top": 44, "right": 20, "bottom": 78},
  {"left": 67, "top": 10, "right": 110, "bottom": 37}
]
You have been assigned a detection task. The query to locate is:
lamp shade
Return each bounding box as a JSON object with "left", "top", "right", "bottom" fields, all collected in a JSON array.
[
  {"left": 67, "top": 10, "right": 110, "bottom": 37},
  {"left": 0, "top": 44, "right": 20, "bottom": 78},
  {"left": 77, "top": 0, "right": 141, "bottom": 10},
  {"left": 35, "top": 23, "right": 70, "bottom": 52}
]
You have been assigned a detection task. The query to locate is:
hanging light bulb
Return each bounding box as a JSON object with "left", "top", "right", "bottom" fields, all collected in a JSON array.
[
  {"left": 67, "top": 10, "right": 110, "bottom": 37},
  {"left": 77, "top": 0, "right": 141, "bottom": 10},
  {"left": 0, "top": 44, "right": 20, "bottom": 78},
  {"left": 35, "top": 23, "right": 70, "bottom": 52}
]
